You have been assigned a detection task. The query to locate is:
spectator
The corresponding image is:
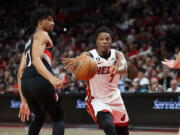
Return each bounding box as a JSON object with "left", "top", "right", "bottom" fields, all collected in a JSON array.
[
  {"left": 149, "top": 77, "right": 164, "bottom": 93},
  {"left": 129, "top": 80, "right": 141, "bottom": 93},
  {"left": 133, "top": 70, "right": 150, "bottom": 92},
  {"left": 159, "top": 66, "right": 172, "bottom": 90},
  {"left": 167, "top": 79, "right": 180, "bottom": 92},
  {"left": 118, "top": 73, "right": 132, "bottom": 93},
  {"left": 0, "top": 0, "right": 179, "bottom": 93}
]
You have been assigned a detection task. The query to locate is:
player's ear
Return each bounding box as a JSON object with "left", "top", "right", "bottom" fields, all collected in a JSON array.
[{"left": 38, "top": 19, "right": 43, "bottom": 26}]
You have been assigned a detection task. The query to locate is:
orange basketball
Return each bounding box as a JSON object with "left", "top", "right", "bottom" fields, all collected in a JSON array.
[{"left": 73, "top": 56, "right": 97, "bottom": 81}]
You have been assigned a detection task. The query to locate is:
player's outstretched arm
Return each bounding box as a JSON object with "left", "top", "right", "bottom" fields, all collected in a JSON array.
[
  {"left": 109, "top": 51, "right": 127, "bottom": 75},
  {"left": 17, "top": 52, "right": 30, "bottom": 122},
  {"left": 162, "top": 52, "right": 180, "bottom": 69},
  {"left": 32, "top": 31, "right": 63, "bottom": 89}
]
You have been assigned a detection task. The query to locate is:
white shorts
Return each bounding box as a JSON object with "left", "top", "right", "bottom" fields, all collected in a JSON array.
[{"left": 86, "top": 97, "right": 129, "bottom": 126}]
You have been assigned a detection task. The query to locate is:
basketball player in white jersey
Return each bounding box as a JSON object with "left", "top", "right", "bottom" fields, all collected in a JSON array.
[
  {"left": 162, "top": 51, "right": 180, "bottom": 69},
  {"left": 63, "top": 26, "right": 129, "bottom": 135}
]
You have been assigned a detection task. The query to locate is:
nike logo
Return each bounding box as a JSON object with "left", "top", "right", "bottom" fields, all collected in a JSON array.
[{"left": 97, "top": 62, "right": 103, "bottom": 64}]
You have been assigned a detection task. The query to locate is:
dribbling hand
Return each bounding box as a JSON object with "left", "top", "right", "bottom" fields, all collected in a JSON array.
[
  {"left": 19, "top": 101, "right": 30, "bottom": 122},
  {"left": 63, "top": 55, "right": 90, "bottom": 72}
]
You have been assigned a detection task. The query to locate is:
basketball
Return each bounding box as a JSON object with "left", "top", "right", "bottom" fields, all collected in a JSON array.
[{"left": 73, "top": 56, "right": 97, "bottom": 81}]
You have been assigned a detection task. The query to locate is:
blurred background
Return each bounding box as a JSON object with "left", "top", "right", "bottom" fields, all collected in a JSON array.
[{"left": 0, "top": 0, "right": 179, "bottom": 134}]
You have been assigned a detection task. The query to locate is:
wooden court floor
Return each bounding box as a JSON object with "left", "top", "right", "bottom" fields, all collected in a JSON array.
[{"left": 0, "top": 127, "right": 178, "bottom": 135}]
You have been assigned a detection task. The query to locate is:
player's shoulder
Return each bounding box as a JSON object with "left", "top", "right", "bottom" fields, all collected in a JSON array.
[
  {"left": 114, "top": 49, "right": 122, "bottom": 53},
  {"left": 88, "top": 49, "right": 98, "bottom": 58},
  {"left": 115, "top": 49, "right": 124, "bottom": 56},
  {"left": 89, "top": 49, "right": 97, "bottom": 54},
  {"left": 33, "top": 30, "right": 49, "bottom": 40}
]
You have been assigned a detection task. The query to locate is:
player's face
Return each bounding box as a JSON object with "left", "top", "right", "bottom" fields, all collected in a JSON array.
[
  {"left": 96, "top": 32, "right": 112, "bottom": 53},
  {"left": 40, "top": 16, "right": 55, "bottom": 31}
]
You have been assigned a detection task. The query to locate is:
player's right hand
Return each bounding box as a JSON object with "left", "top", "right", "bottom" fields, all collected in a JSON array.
[
  {"left": 19, "top": 101, "right": 30, "bottom": 123},
  {"left": 50, "top": 76, "right": 63, "bottom": 89},
  {"left": 63, "top": 55, "right": 89, "bottom": 72}
]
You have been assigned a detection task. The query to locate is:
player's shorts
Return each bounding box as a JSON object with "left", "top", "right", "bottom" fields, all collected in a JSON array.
[
  {"left": 86, "top": 96, "right": 129, "bottom": 127},
  {"left": 21, "top": 75, "right": 63, "bottom": 122}
]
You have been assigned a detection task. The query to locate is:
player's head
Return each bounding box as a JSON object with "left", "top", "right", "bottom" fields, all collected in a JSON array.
[
  {"left": 95, "top": 26, "right": 113, "bottom": 53},
  {"left": 30, "top": 8, "right": 55, "bottom": 32}
]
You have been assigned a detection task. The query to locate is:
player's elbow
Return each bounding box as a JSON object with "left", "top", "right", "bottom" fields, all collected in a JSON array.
[
  {"left": 32, "top": 57, "right": 40, "bottom": 66},
  {"left": 32, "top": 59, "right": 36, "bottom": 65},
  {"left": 117, "top": 65, "right": 127, "bottom": 74},
  {"left": 123, "top": 67, "right": 127, "bottom": 73},
  {"left": 32, "top": 52, "right": 43, "bottom": 66}
]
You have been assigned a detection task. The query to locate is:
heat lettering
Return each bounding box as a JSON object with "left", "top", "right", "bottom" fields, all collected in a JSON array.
[{"left": 97, "top": 66, "right": 110, "bottom": 74}]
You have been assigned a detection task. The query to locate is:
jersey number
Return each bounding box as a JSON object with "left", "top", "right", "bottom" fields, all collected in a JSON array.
[
  {"left": 25, "top": 39, "right": 32, "bottom": 67},
  {"left": 26, "top": 50, "right": 32, "bottom": 67}
]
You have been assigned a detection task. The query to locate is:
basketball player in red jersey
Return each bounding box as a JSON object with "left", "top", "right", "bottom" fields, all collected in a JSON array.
[
  {"left": 63, "top": 26, "right": 129, "bottom": 135},
  {"left": 17, "top": 8, "right": 64, "bottom": 135},
  {"left": 162, "top": 52, "right": 180, "bottom": 69}
]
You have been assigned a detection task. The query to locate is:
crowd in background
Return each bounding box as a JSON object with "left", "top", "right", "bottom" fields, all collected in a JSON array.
[{"left": 0, "top": 0, "right": 179, "bottom": 94}]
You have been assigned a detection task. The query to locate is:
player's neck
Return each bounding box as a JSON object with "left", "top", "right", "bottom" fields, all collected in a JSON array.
[
  {"left": 36, "top": 28, "right": 44, "bottom": 31},
  {"left": 96, "top": 49, "right": 111, "bottom": 59},
  {"left": 36, "top": 26, "right": 46, "bottom": 32}
]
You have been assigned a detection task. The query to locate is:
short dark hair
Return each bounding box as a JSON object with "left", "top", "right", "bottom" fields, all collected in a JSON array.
[
  {"left": 95, "top": 26, "right": 113, "bottom": 40},
  {"left": 30, "top": 8, "right": 55, "bottom": 29}
]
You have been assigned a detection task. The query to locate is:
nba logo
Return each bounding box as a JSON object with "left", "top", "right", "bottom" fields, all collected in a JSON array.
[{"left": 96, "top": 57, "right": 100, "bottom": 62}]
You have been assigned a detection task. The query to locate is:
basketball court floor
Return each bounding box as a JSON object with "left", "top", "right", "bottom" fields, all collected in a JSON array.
[{"left": 0, "top": 126, "right": 178, "bottom": 135}]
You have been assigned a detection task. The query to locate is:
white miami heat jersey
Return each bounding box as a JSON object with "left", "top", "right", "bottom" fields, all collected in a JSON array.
[
  {"left": 88, "top": 49, "right": 122, "bottom": 102},
  {"left": 86, "top": 49, "right": 129, "bottom": 125}
]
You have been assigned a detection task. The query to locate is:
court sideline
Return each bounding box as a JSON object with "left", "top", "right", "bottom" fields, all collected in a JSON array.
[{"left": 0, "top": 127, "right": 178, "bottom": 135}]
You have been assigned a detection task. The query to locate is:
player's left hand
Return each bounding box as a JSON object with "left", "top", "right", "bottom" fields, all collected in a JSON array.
[
  {"left": 109, "top": 62, "right": 118, "bottom": 75},
  {"left": 162, "top": 59, "right": 175, "bottom": 68},
  {"left": 19, "top": 101, "right": 30, "bottom": 123}
]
